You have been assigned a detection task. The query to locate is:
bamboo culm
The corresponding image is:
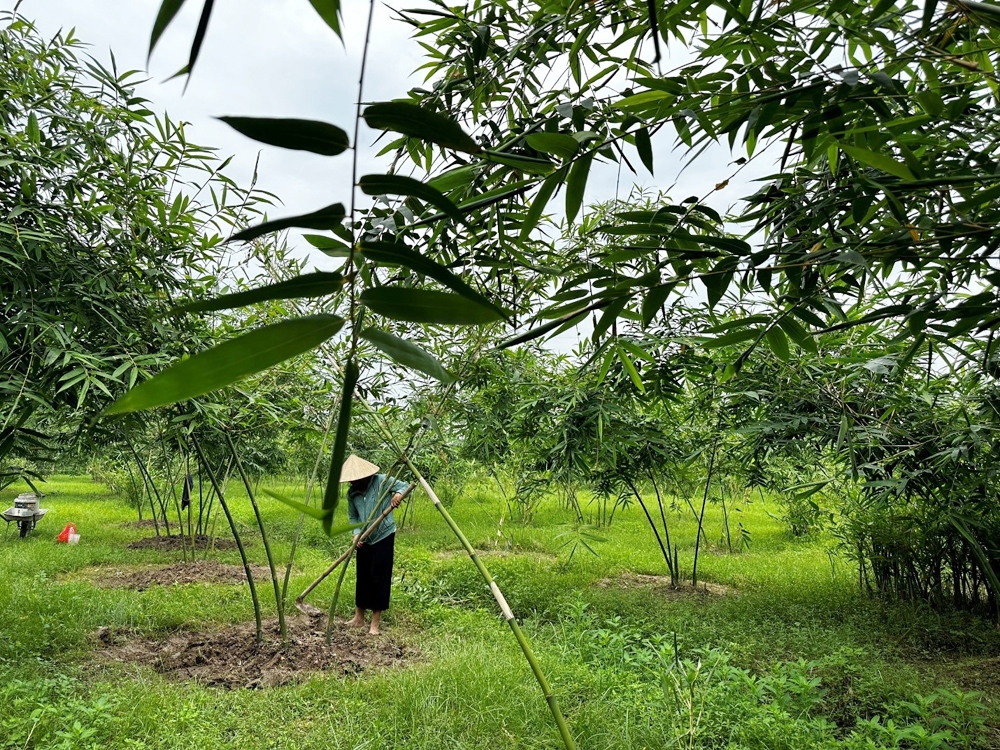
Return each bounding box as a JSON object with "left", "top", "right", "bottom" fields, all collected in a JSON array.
[
  {"left": 191, "top": 435, "right": 263, "bottom": 643},
  {"left": 226, "top": 432, "right": 286, "bottom": 641}
]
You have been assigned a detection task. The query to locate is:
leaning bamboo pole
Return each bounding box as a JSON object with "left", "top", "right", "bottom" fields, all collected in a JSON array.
[{"left": 360, "top": 403, "right": 577, "bottom": 750}]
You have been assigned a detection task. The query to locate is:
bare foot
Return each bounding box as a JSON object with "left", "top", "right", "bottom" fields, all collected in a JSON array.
[
  {"left": 369, "top": 626, "right": 380, "bottom": 635},
  {"left": 344, "top": 617, "right": 365, "bottom": 628}
]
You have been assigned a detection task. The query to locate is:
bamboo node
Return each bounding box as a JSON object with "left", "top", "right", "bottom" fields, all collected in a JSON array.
[{"left": 490, "top": 581, "right": 515, "bottom": 621}]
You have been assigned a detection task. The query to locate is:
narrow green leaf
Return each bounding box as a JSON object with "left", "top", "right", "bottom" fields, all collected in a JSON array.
[
  {"left": 593, "top": 297, "right": 629, "bottom": 341},
  {"left": 263, "top": 489, "right": 331, "bottom": 520},
  {"left": 702, "top": 265, "right": 734, "bottom": 308},
  {"left": 519, "top": 170, "right": 564, "bottom": 241},
  {"left": 635, "top": 127, "right": 654, "bottom": 174},
  {"left": 360, "top": 328, "right": 455, "bottom": 383},
  {"left": 777, "top": 316, "right": 818, "bottom": 354},
  {"left": 617, "top": 345, "right": 645, "bottom": 393},
  {"left": 565, "top": 152, "right": 594, "bottom": 224},
  {"left": 525, "top": 132, "right": 579, "bottom": 160},
  {"left": 171, "top": 272, "right": 344, "bottom": 314},
  {"left": 361, "top": 288, "right": 504, "bottom": 325},
  {"left": 307, "top": 0, "right": 343, "bottom": 37},
  {"left": 641, "top": 284, "right": 674, "bottom": 326},
  {"left": 149, "top": 0, "right": 186, "bottom": 59},
  {"left": 359, "top": 173, "right": 464, "bottom": 224},
  {"left": 484, "top": 150, "right": 555, "bottom": 175},
  {"left": 229, "top": 203, "right": 345, "bottom": 243},
  {"left": 303, "top": 233, "right": 351, "bottom": 257},
  {"left": 323, "top": 359, "right": 358, "bottom": 534},
  {"left": 359, "top": 241, "right": 506, "bottom": 317},
  {"left": 764, "top": 325, "right": 790, "bottom": 361},
  {"left": 363, "top": 102, "right": 481, "bottom": 154},
  {"left": 219, "top": 116, "right": 349, "bottom": 155},
  {"left": 103, "top": 315, "right": 345, "bottom": 415},
  {"left": 187, "top": 0, "right": 215, "bottom": 80},
  {"left": 702, "top": 328, "right": 760, "bottom": 349},
  {"left": 840, "top": 143, "right": 914, "bottom": 180}
]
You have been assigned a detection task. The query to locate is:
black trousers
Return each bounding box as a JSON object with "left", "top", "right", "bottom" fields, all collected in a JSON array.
[{"left": 355, "top": 532, "right": 395, "bottom": 611}]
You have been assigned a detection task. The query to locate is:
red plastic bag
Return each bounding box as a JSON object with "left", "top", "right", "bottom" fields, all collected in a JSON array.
[{"left": 56, "top": 523, "right": 76, "bottom": 543}]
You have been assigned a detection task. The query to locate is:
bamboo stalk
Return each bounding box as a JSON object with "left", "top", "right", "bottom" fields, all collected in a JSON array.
[
  {"left": 282, "top": 409, "right": 337, "bottom": 606},
  {"left": 226, "top": 432, "right": 286, "bottom": 641},
  {"left": 363, "top": 406, "right": 577, "bottom": 750},
  {"left": 192, "top": 435, "right": 263, "bottom": 643}
]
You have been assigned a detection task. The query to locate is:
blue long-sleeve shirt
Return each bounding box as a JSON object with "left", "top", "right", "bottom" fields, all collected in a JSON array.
[{"left": 347, "top": 474, "right": 408, "bottom": 545}]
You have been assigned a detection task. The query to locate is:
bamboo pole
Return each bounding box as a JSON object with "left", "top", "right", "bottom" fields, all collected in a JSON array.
[
  {"left": 362, "top": 405, "right": 577, "bottom": 750},
  {"left": 191, "top": 435, "right": 263, "bottom": 643},
  {"left": 226, "top": 432, "right": 287, "bottom": 641}
]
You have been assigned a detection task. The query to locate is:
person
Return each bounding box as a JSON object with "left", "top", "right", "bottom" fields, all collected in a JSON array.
[{"left": 341, "top": 454, "right": 407, "bottom": 635}]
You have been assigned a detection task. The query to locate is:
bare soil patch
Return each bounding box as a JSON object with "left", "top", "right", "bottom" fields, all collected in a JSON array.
[
  {"left": 595, "top": 572, "right": 736, "bottom": 598},
  {"left": 85, "top": 561, "right": 272, "bottom": 591},
  {"left": 127, "top": 534, "right": 238, "bottom": 552},
  {"left": 95, "top": 616, "right": 415, "bottom": 689}
]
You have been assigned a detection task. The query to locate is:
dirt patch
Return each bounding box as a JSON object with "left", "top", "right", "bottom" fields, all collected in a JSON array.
[
  {"left": 127, "top": 534, "right": 238, "bottom": 552},
  {"left": 95, "top": 616, "right": 415, "bottom": 688},
  {"left": 85, "top": 561, "right": 272, "bottom": 591},
  {"left": 596, "top": 572, "right": 736, "bottom": 598}
]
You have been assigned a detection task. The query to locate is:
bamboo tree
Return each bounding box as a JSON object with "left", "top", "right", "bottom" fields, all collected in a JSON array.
[
  {"left": 191, "top": 434, "right": 263, "bottom": 642},
  {"left": 226, "top": 431, "right": 286, "bottom": 640}
]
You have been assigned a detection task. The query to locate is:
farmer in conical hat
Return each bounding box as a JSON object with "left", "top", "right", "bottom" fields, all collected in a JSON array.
[{"left": 341, "top": 454, "right": 408, "bottom": 635}]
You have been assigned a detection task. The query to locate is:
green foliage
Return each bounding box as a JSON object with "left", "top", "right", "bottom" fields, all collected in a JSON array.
[{"left": 0, "top": 13, "right": 266, "bottom": 487}]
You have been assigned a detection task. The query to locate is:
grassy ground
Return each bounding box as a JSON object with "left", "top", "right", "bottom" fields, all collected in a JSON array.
[{"left": 1, "top": 474, "right": 998, "bottom": 749}]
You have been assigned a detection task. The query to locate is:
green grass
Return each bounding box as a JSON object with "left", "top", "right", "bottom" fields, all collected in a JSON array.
[{"left": 1, "top": 474, "right": 998, "bottom": 749}]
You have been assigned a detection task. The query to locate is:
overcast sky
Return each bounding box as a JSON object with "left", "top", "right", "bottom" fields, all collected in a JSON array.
[{"left": 13, "top": 0, "right": 773, "bottom": 351}]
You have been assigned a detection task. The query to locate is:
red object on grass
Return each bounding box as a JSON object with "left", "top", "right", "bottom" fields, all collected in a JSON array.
[{"left": 56, "top": 523, "right": 76, "bottom": 543}]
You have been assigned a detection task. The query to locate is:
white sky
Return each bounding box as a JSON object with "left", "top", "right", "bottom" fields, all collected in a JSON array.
[{"left": 13, "top": 0, "right": 775, "bottom": 352}]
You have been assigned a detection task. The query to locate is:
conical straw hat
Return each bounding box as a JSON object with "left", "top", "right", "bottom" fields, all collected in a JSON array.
[{"left": 339, "top": 454, "right": 380, "bottom": 482}]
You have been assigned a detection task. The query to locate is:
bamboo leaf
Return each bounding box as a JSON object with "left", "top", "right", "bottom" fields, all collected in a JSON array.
[
  {"left": 484, "top": 150, "right": 556, "bottom": 174},
  {"left": 525, "top": 132, "right": 579, "bottom": 160},
  {"left": 187, "top": 0, "right": 215, "bottom": 79},
  {"left": 641, "top": 284, "right": 674, "bottom": 326},
  {"left": 840, "top": 144, "right": 914, "bottom": 180},
  {"left": 519, "top": 170, "right": 563, "bottom": 241},
  {"left": 303, "top": 233, "right": 351, "bottom": 257},
  {"left": 702, "top": 327, "right": 760, "bottom": 349},
  {"left": 777, "top": 316, "right": 818, "bottom": 354},
  {"left": 635, "top": 127, "right": 654, "bottom": 174},
  {"left": 360, "top": 327, "right": 455, "bottom": 383},
  {"left": 103, "top": 315, "right": 345, "bottom": 415},
  {"left": 229, "top": 203, "right": 346, "bottom": 243},
  {"left": 361, "top": 287, "right": 504, "bottom": 325},
  {"left": 171, "top": 272, "right": 344, "bottom": 314},
  {"left": 764, "top": 325, "right": 790, "bottom": 361},
  {"left": 359, "top": 173, "right": 464, "bottom": 224},
  {"left": 359, "top": 241, "right": 506, "bottom": 317},
  {"left": 323, "top": 360, "right": 358, "bottom": 534},
  {"left": 219, "top": 116, "right": 349, "bottom": 155},
  {"left": 363, "top": 102, "right": 481, "bottom": 154},
  {"left": 263, "top": 489, "right": 331, "bottom": 520},
  {"left": 617, "top": 345, "right": 646, "bottom": 393},
  {"left": 307, "top": 0, "right": 343, "bottom": 37},
  {"left": 565, "top": 152, "right": 594, "bottom": 224},
  {"left": 149, "top": 0, "right": 186, "bottom": 59}
]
